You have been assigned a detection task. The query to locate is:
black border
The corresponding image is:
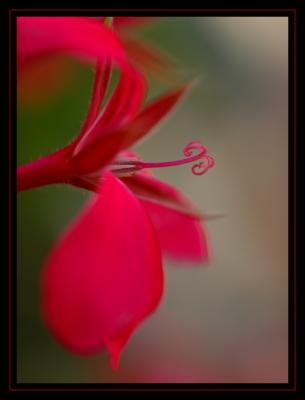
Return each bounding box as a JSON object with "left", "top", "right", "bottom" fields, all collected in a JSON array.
[{"left": 2, "top": 2, "right": 304, "bottom": 396}]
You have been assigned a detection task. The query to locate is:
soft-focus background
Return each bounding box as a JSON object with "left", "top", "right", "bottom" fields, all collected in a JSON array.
[{"left": 17, "top": 17, "right": 288, "bottom": 383}]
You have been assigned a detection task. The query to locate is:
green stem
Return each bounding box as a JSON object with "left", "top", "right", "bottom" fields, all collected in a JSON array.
[{"left": 104, "top": 17, "right": 113, "bottom": 27}]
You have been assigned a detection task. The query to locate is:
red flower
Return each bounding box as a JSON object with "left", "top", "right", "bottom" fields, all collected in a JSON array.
[{"left": 17, "top": 63, "right": 214, "bottom": 369}]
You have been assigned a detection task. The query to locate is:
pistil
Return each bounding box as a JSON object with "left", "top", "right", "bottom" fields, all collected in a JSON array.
[{"left": 111, "top": 141, "right": 215, "bottom": 176}]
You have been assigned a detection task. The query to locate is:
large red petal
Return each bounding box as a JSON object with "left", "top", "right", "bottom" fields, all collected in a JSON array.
[
  {"left": 17, "top": 17, "right": 126, "bottom": 67},
  {"left": 141, "top": 200, "right": 210, "bottom": 264},
  {"left": 41, "top": 172, "right": 163, "bottom": 369}
]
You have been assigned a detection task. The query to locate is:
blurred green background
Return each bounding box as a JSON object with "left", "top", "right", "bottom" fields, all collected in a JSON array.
[{"left": 17, "top": 17, "right": 288, "bottom": 383}]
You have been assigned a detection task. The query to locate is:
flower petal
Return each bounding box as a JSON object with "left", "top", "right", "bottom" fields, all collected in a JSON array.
[
  {"left": 72, "top": 67, "right": 147, "bottom": 160},
  {"left": 121, "top": 172, "right": 202, "bottom": 218},
  {"left": 118, "top": 83, "right": 190, "bottom": 150},
  {"left": 141, "top": 200, "right": 210, "bottom": 264},
  {"left": 17, "top": 54, "right": 70, "bottom": 105},
  {"left": 96, "top": 67, "right": 147, "bottom": 131},
  {"left": 122, "top": 36, "right": 176, "bottom": 81},
  {"left": 114, "top": 17, "right": 155, "bottom": 28},
  {"left": 77, "top": 60, "right": 112, "bottom": 140},
  {"left": 41, "top": 172, "right": 163, "bottom": 369},
  {"left": 17, "top": 17, "right": 126, "bottom": 67}
]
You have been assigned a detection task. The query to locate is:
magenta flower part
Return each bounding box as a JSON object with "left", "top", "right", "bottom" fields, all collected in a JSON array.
[
  {"left": 17, "top": 18, "right": 215, "bottom": 370},
  {"left": 17, "top": 17, "right": 127, "bottom": 67}
]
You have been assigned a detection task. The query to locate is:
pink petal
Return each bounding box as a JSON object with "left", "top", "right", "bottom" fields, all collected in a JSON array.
[
  {"left": 17, "top": 17, "right": 126, "bottom": 67},
  {"left": 121, "top": 172, "right": 202, "bottom": 218},
  {"left": 123, "top": 170, "right": 210, "bottom": 265},
  {"left": 122, "top": 36, "right": 176, "bottom": 81},
  {"left": 17, "top": 53, "right": 70, "bottom": 105},
  {"left": 77, "top": 60, "right": 112, "bottom": 140},
  {"left": 118, "top": 83, "right": 190, "bottom": 150},
  {"left": 71, "top": 128, "right": 127, "bottom": 176},
  {"left": 141, "top": 200, "right": 210, "bottom": 264},
  {"left": 114, "top": 17, "right": 155, "bottom": 29},
  {"left": 41, "top": 172, "right": 163, "bottom": 369},
  {"left": 96, "top": 66, "right": 147, "bottom": 131}
]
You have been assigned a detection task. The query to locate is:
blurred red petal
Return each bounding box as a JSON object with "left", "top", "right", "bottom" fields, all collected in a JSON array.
[
  {"left": 122, "top": 36, "right": 175, "bottom": 80},
  {"left": 17, "top": 17, "right": 127, "bottom": 67},
  {"left": 121, "top": 173, "right": 202, "bottom": 218},
  {"left": 88, "top": 68, "right": 133, "bottom": 131},
  {"left": 17, "top": 54, "right": 71, "bottom": 105},
  {"left": 119, "top": 83, "right": 190, "bottom": 150},
  {"left": 141, "top": 200, "right": 210, "bottom": 264},
  {"left": 77, "top": 61, "right": 112, "bottom": 139},
  {"left": 114, "top": 17, "right": 155, "bottom": 28},
  {"left": 71, "top": 129, "right": 125, "bottom": 175},
  {"left": 41, "top": 172, "right": 163, "bottom": 368},
  {"left": 95, "top": 67, "right": 147, "bottom": 131}
]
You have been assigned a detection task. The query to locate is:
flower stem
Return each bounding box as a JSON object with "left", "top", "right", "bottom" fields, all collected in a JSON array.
[
  {"left": 104, "top": 17, "right": 113, "bottom": 27},
  {"left": 17, "top": 149, "right": 70, "bottom": 192}
]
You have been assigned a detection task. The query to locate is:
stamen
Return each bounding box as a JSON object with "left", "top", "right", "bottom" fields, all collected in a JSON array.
[
  {"left": 112, "top": 141, "right": 215, "bottom": 176},
  {"left": 108, "top": 166, "right": 141, "bottom": 176}
]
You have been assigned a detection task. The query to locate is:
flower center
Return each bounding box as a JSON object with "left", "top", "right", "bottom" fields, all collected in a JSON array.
[{"left": 110, "top": 141, "right": 215, "bottom": 177}]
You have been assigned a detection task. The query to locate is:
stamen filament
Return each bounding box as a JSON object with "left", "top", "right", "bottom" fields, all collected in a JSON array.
[{"left": 112, "top": 141, "right": 215, "bottom": 176}]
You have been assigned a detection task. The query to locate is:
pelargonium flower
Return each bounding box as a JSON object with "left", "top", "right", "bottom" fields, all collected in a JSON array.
[{"left": 17, "top": 62, "right": 214, "bottom": 369}]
